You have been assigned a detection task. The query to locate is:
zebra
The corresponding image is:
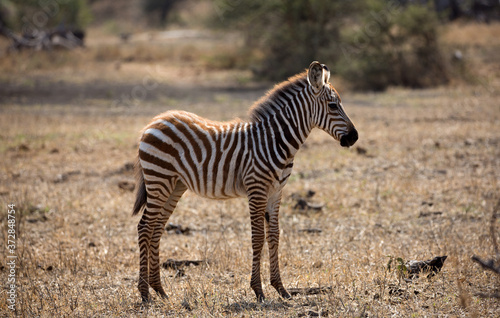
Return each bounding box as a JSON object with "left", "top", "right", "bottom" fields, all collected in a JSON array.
[{"left": 132, "top": 61, "right": 358, "bottom": 303}]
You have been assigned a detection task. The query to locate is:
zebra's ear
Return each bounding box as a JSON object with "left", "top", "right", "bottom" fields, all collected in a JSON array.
[
  {"left": 308, "top": 61, "right": 326, "bottom": 93},
  {"left": 321, "top": 64, "right": 330, "bottom": 84}
]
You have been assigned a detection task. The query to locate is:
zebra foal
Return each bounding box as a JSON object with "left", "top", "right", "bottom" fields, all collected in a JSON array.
[{"left": 133, "top": 61, "right": 358, "bottom": 303}]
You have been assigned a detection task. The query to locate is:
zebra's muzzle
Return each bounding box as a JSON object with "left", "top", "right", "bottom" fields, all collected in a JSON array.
[{"left": 340, "top": 128, "right": 358, "bottom": 148}]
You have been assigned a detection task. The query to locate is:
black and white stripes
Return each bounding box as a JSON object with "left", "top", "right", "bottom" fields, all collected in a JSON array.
[{"left": 133, "top": 61, "right": 358, "bottom": 303}]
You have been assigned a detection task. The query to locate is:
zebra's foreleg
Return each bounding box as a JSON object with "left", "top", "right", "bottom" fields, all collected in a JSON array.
[
  {"left": 248, "top": 194, "right": 268, "bottom": 301},
  {"left": 265, "top": 192, "right": 291, "bottom": 299},
  {"left": 148, "top": 182, "right": 187, "bottom": 299}
]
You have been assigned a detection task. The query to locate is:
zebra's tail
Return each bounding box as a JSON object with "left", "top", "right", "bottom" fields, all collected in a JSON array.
[{"left": 132, "top": 158, "right": 147, "bottom": 216}]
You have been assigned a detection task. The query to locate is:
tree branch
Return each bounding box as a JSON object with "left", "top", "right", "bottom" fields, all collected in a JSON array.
[{"left": 471, "top": 256, "right": 500, "bottom": 275}]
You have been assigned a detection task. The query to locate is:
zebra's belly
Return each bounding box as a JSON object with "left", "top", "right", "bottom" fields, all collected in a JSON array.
[
  {"left": 179, "top": 172, "right": 247, "bottom": 200},
  {"left": 199, "top": 191, "right": 244, "bottom": 200}
]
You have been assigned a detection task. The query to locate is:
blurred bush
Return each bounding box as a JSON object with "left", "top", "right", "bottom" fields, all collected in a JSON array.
[
  {"left": 1, "top": 0, "right": 92, "bottom": 32},
  {"left": 212, "top": 0, "right": 363, "bottom": 81},
  {"left": 0, "top": 0, "right": 16, "bottom": 29},
  {"left": 213, "top": 0, "right": 450, "bottom": 90},
  {"left": 336, "top": 0, "right": 449, "bottom": 90}
]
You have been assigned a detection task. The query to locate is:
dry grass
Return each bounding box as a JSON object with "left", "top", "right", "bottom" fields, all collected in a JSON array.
[
  {"left": 1, "top": 82, "right": 499, "bottom": 317},
  {"left": 0, "top": 28, "right": 247, "bottom": 77},
  {"left": 441, "top": 21, "right": 500, "bottom": 47},
  {"left": 1, "top": 22, "right": 499, "bottom": 317},
  {"left": 440, "top": 21, "right": 500, "bottom": 85}
]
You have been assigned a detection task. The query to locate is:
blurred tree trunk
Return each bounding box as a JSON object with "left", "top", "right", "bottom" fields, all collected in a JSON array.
[
  {"left": 159, "top": 0, "right": 177, "bottom": 25},
  {"left": 143, "top": 0, "right": 182, "bottom": 26},
  {"left": 448, "top": 0, "right": 463, "bottom": 20}
]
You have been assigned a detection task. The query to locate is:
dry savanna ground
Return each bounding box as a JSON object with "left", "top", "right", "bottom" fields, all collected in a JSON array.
[{"left": 1, "top": 22, "right": 499, "bottom": 317}]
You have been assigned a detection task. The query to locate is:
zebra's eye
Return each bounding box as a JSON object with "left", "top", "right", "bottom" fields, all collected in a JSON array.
[{"left": 328, "top": 101, "right": 338, "bottom": 110}]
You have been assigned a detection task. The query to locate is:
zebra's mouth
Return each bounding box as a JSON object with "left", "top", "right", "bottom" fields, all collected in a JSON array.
[{"left": 340, "top": 129, "right": 358, "bottom": 148}]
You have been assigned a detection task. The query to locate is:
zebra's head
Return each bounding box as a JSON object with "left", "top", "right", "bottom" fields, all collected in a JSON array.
[{"left": 307, "top": 61, "right": 358, "bottom": 148}]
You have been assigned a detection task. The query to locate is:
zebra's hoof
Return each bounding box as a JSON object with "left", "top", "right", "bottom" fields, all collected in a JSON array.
[
  {"left": 140, "top": 297, "right": 152, "bottom": 308},
  {"left": 280, "top": 290, "right": 292, "bottom": 299},
  {"left": 255, "top": 292, "right": 266, "bottom": 302},
  {"left": 154, "top": 288, "right": 168, "bottom": 299}
]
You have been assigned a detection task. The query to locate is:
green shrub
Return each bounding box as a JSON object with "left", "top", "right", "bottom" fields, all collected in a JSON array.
[
  {"left": 0, "top": 0, "right": 17, "bottom": 29},
  {"left": 213, "top": 0, "right": 363, "bottom": 81},
  {"left": 213, "top": 0, "right": 449, "bottom": 88},
  {"left": 5, "top": 0, "right": 92, "bottom": 32},
  {"left": 337, "top": 0, "right": 449, "bottom": 90}
]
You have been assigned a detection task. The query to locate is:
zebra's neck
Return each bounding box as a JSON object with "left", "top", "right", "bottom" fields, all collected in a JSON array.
[{"left": 246, "top": 78, "right": 314, "bottom": 163}]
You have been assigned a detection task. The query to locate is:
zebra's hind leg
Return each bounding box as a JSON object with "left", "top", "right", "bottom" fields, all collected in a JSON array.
[
  {"left": 137, "top": 178, "right": 184, "bottom": 303},
  {"left": 137, "top": 212, "right": 153, "bottom": 303},
  {"left": 265, "top": 192, "right": 291, "bottom": 299},
  {"left": 148, "top": 182, "right": 187, "bottom": 299}
]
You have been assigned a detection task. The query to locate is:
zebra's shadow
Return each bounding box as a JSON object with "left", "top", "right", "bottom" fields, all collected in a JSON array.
[
  {"left": 224, "top": 286, "right": 334, "bottom": 314},
  {"left": 224, "top": 299, "right": 293, "bottom": 314}
]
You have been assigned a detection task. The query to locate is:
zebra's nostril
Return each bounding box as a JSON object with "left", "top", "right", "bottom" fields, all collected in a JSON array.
[
  {"left": 350, "top": 129, "right": 358, "bottom": 144},
  {"left": 340, "top": 129, "right": 358, "bottom": 147}
]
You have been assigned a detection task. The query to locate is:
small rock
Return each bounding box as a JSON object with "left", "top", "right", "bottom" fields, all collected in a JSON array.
[
  {"left": 121, "top": 162, "right": 134, "bottom": 173},
  {"left": 29, "top": 204, "right": 41, "bottom": 213},
  {"left": 418, "top": 211, "right": 442, "bottom": 218},
  {"left": 162, "top": 259, "right": 205, "bottom": 270},
  {"left": 299, "top": 228, "right": 323, "bottom": 234},
  {"left": 288, "top": 286, "right": 332, "bottom": 296},
  {"left": 54, "top": 174, "right": 67, "bottom": 183},
  {"left": 293, "top": 199, "right": 324, "bottom": 212},
  {"left": 174, "top": 268, "right": 186, "bottom": 278},
  {"left": 356, "top": 147, "right": 368, "bottom": 155},
  {"left": 388, "top": 285, "right": 406, "bottom": 297},
  {"left": 294, "top": 198, "right": 308, "bottom": 210},
  {"left": 120, "top": 32, "right": 131, "bottom": 43},
  {"left": 406, "top": 256, "right": 447, "bottom": 279},
  {"left": 312, "top": 261, "right": 323, "bottom": 268},
  {"left": 306, "top": 190, "right": 316, "bottom": 198},
  {"left": 181, "top": 299, "right": 192, "bottom": 311},
  {"left": 165, "top": 223, "right": 191, "bottom": 235},
  {"left": 453, "top": 50, "right": 463, "bottom": 61},
  {"left": 118, "top": 181, "right": 135, "bottom": 191},
  {"left": 54, "top": 170, "right": 81, "bottom": 183},
  {"left": 18, "top": 144, "right": 30, "bottom": 151},
  {"left": 298, "top": 309, "right": 329, "bottom": 317}
]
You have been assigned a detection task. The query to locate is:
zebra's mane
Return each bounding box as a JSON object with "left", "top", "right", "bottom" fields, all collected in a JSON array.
[{"left": 248, "top": 71, "right": 308, "bottom": 122}]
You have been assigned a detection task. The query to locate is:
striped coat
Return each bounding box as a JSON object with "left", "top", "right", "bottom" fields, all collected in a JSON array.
[{"left": 133, "top": 61, "right": 358, "bottom": 303}]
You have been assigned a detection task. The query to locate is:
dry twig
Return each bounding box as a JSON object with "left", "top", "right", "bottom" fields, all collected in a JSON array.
[{"left": 471, "top": 256, "right": 500, "bottom": 275}]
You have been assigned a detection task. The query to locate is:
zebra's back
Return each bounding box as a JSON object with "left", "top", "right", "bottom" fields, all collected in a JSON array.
[{"left": 138, "top": 111, "right": 249, "bottom": 199}]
